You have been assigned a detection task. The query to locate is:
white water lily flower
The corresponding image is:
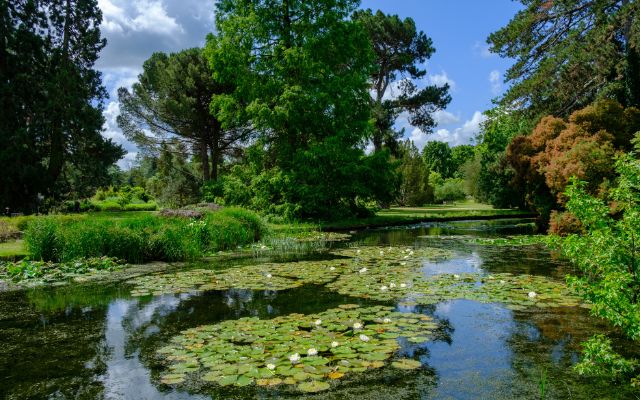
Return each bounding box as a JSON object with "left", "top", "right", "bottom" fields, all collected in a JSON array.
[
  {"left": 266, "top": 363, "right": 276, "bottom": 370},
  {"left": 380, "top": 251, "right": 384, "bottom": 256},
  {"left": 357, "top": 249, "right": 361, "bottom": 254},
  {"left": 499, "top": 280, "right": 506, "bottom": 284},
  {"left": 380, "top": 286, "right": 388, "bottom": 291},
  {"left": 329, "top": 266, "right": 336, "bottom": 271},
  {"left": 353, "top": 322, "right": 363, "bottom": 330},
  {"left": 528, "top": 291, "right": 537, "bottom": 298},
  {"left": 400, "top": 262, "right": 407, "bottom": 266},
  {"left": 453, "top": 274, "right": 460, "bottom": 279},
  {"left": 266, "top": 273, "right": 272, "bottom": 279},
  {"left": 314, "top": 319, "right": 322, "bottom": 326},
  {"left": 359, "top": 334, "right": 370, "bottom": 342},
  {"left": 331, "top": 341, "right": 339, "bottom": 348},
  {"left": 359, "top": 268, "right": 368, "bottom": 274},
  {"left": 383, "top": 318, "right": 391, "bottom": 323},
  {"left": 400, "top": 283, "right": 407, "bottom": 288},
  {"left": 307, "top": 348, "right": 318, "bottom": 356},
  {"left": 289, "top": 353, "right": 300, "bottom": 363},
  {"left": 389, "top": 282, "right": 396, "bottom": 288}
]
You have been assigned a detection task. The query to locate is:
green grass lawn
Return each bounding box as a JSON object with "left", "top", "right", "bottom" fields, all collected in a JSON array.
[
  {"left": 320, "top": 201, "right": 533, "bottom": 230},
  {"left": 0, "top": 240, "right": 27, "bottom": 260}
]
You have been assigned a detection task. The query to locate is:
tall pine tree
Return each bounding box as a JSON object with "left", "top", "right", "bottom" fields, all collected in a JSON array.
[{"left": 0, "top": 0, "right": 123, "bottom": 211}]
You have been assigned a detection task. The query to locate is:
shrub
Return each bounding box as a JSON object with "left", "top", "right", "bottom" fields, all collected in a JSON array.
[
  {"left": 123, "top": 202, "right": 158, "bottom": 211},
  {"left": 215, "top": 207, "right": 268, "bottom": 240},
  {"left": 25, "top": 218, "right": 59, "bottom": 261},
  {"left": 23, "top": 209, "right": 265, "bottom": 262},
  {"left": 548, "top": 210, "right": 583, "bottom": 236},
  {"left": 434, "top": 178, "right": 466, "bottom": 203}
]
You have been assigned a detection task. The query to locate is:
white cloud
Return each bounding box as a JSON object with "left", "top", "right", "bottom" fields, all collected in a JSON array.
[
  {"left": 489, "top": 70, "right": 502, "bottom": 95},
  {"left": 427, "top": 71, "right": 456, "bottom": 91},
  {"left": 103, "top": 67, "right": 140, "bottom": 97},
  {"left": 409, "top": 111, "right": 487, "bottom": 149},
  {"left": 131, "top": 0, "right": 184, "bottom": 36},
  {"left": 96, "top": 0, "right": 217, "bottom": 168},
  {"left": 97, "top": 0, "right": 215, "bottom": 70},
  {"left": 473, "top": 41, "right": 495, "bottom": 58},
  {"left": 433, "top": 110, "right": 460, "bottom": 126},
  {"left": 98, "top": 0, "right": 184, "bottom": 36}
]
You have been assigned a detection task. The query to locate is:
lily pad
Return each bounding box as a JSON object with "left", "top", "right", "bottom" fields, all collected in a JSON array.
[
  {"left": 391, "top": 359, "right": 422, "bottom": 370},
  {"left": 155, "top": 305, "right": 436, "bottom": 391},
  {"left": 298, "top": 380, "right": 331, "bottom": 393}
]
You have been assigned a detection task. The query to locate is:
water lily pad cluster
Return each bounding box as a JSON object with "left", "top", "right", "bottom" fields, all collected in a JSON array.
[
  {"left": 128, "top": 259, "right": 349, "bottom": 296},
  {"left": 329, "top": 269, "right": 584, "bottom": 309},
  {"left": 0, "top": 256, "right": 125, "bottom": 285},
  {"left": 324, "top": 247, "right": 451, "bottom": 301},
  {"left": 293, "top": 232, "right": 352, "bottom": 242},
  {"left": 156, "top": 305, "right": 435, "bottom": 391},
  {"left": 463, "top": 235, "right": 547, "bottom": 247},
  {"left": 128, "top": 246, "right": 451, "bottom": 297}
]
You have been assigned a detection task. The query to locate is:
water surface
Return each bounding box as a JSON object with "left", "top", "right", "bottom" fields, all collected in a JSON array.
[{"left": 0, "top": 219, "right": 635, "bottom": 399}]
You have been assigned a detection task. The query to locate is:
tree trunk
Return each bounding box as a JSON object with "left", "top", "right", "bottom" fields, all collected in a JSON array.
[
  {"left": 47, "top": 0, "right": 72, "bottom": 188},
  {"left": 210, "top": 143, "right": 219, "bottom": 182},
  {"left": 200, "top": 140, "right": 210, "bottom": 181}
]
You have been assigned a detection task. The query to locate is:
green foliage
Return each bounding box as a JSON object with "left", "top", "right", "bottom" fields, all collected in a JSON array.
[
  {"left": 24, "top": 209, "right": 266, "bottom": 263},
  {"left": 422, "top": 141, "right": 453, "bottom": 178},
  {"left": 488, "top": 0, "right": 640, "bottom": 117},
  {"left": 353, "top": 9, "right": 450, "bottom": 152},
  {"left": 396, "top": 140, "right": 432, "bottom": 206},
  {"left": 118, "top": 48, "right": 251, "bottom": 182},
  {"left": 147, "top": 143, "right": 201, "bottom": 208},
  {"left": 207, "top": 0, "right": 395, "bottom": 220},
  {"left": 0, "top": 256, "right": 123, "bottom": 283},
  {"left": 574, "top": 335, "right": 638, "bottom": 378},
  {"left": 0, "top": 0, "right": 124, "bottom": 212},
  {"left": 215, "top": 141, "right": 397, "bottom": 221},
  {"left": 89, "top": 186, "right": 157, "bottom": 212},
  {"left": 434, "top": 178, "right": 466, "bottom": 203},
  {"left": 558, "top": 152, "right": 640, "bottom": 382},
  {"left": 474, "top": 108, "right": 532, "bottom": 209}
]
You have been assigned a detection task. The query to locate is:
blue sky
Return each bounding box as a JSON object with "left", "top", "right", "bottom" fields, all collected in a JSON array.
[{"left": 96, "top": 0, "right": 522, "bottom": 167}]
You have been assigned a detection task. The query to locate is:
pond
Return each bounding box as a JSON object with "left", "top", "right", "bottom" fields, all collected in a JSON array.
[{"left": 0, "top": 219, "right": 636, "bottom": 399}]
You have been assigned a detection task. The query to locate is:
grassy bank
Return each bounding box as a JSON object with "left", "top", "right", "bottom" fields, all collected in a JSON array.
[
  {"left": 0, "top": 240, "right": 27, "bottom": 260},
  {"left": 23, "top": 208, "right": 266, "bottom": 263},
  {"left": 320, "top": 202, "right": 534, "bottom": 230}
]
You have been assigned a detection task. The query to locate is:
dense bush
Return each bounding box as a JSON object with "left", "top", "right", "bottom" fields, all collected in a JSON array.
[
  {"left": 434, "top": 178, "right": 466, "bottom": 203},
  {"left": 557, "top": 151, "right": 640, "bottom": 383},
  {"left": 24, "top": 209, "right": 266, "bottom": 263}
]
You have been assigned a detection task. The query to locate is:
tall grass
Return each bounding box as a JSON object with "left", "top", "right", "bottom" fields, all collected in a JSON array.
[{"left": 24, "top": 209, "right": 266, "bottom": 263}]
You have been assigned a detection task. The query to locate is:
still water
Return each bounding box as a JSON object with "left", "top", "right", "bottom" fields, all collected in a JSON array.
[{"left": 0, "top": 219, "right": 636, "bottom": 399}]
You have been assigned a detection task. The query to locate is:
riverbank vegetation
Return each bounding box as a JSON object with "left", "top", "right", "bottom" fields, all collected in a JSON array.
[
  {"left": 23, "top": 208, "right": 265, "bottom": 263},
  {"left": 2, "top": 0, "right": 640, "bottom": 390}
]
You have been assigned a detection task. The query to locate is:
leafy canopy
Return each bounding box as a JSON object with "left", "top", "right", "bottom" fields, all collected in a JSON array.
[
  {"left": 489, "top": 0, "right": 640, "bottom": 117},
  {"left": 353, "top": 9, "right": 450, "bottom": 152}
]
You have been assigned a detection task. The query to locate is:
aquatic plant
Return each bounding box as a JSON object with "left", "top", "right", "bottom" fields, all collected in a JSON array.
[
  {"left": 464, "top": 235, "right": 547, "bottom": 247},
  {"left": 128, "top": 259, "right": 350, "bottom": 296},
  {"left": 128, "top": 245, "right": 583, "bottom": 310},
  {"left": 0, "top": 256, "right": 124, "bottom": 283},
  {"left": 155, "top": 305, "right": 436, "bottom": 391}
]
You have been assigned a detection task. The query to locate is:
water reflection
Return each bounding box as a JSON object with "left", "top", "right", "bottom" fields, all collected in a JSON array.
[{"left": 0, "top": 219, "right": 634, "bottom": 399}]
